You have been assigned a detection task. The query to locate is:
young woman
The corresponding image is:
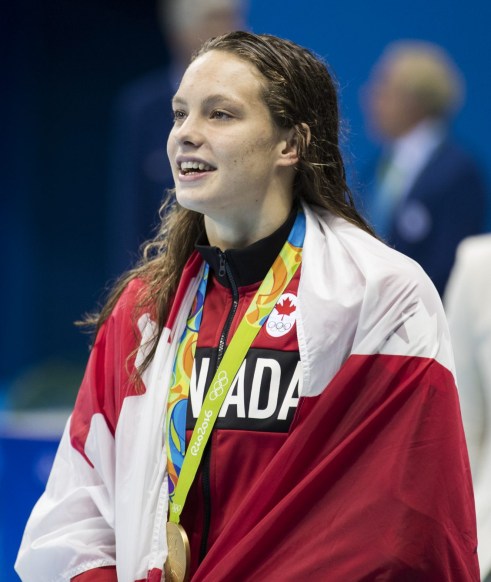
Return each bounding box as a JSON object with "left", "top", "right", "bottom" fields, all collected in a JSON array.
[{"left": 16, "top": 32, "right": 478, "bottom": 582}]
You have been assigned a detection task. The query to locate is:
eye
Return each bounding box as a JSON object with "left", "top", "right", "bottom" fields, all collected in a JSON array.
[
  {"left": 172, "top": 110, "right": 186, "bottom": 122},
  {"left": 210, "top": 110, "right": 232, "bottom": 120}
]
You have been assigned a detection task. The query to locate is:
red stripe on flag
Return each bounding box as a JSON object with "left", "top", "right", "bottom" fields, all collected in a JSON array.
[{"left": 193, "top": 353, "right": 478, "bottom": 581}]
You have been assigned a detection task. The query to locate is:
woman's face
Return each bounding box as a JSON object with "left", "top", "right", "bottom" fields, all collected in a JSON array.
[{"left": 167, "top": 50, "right": 293, "bottom": 225}]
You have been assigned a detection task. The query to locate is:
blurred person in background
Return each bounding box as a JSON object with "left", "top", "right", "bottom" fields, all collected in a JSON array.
[
  {"left": 16, "top": 31, "right": 478, "bottom": 581},
  {"left": 361, "top": 40, "right": 487, "bottom": 296},
  {"left": 445, "top": 234, "right": 491, "bottom": 581},
  {"left": 108, "top": 0, "right": 247, "bottom": 276}
]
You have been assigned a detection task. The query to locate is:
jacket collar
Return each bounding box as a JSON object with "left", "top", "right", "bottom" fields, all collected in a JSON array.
[{"left": 195, "top": 205, "right": 297, "bottom": 288}]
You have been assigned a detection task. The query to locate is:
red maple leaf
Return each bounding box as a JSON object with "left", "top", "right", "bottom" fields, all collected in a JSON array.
[{"left": 275, "top": 297, "right": 295, "bottom": 319}]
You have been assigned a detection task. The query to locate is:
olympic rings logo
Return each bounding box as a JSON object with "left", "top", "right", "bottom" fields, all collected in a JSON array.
[
  {"left": 209, "top": 370, "right": 228, "bottom": 401},
  {"left": 267, "top": 320, "right": 292, "bottom": 331}
]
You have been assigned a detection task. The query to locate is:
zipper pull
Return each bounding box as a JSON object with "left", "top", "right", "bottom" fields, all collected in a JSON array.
[{"left": 217, "top": 250, "right": 226, "bottom": 278}]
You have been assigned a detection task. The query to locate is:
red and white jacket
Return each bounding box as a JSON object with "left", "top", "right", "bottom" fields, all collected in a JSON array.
[{"left": 15, "top": 203, "right": 479, "bottom": 581}]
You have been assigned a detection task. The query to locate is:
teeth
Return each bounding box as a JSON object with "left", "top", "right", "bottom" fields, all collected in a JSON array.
[{"left": 180, "top": 160, "right": 213, "bottom": 172}]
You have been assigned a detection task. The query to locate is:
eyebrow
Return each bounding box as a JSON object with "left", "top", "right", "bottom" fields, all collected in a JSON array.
[{"left": 171, "top": 93, "right": 242, "bottom": 109}]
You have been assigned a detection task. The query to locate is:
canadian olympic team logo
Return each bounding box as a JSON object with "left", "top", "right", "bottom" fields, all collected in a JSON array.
[{"left": 266, "top": 292, "right": 298, "bottom": 338}]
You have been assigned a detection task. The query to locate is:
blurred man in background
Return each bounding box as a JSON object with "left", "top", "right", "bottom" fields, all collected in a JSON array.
[
  {"left": 107, "top": 0, "right": 247, "bottom": 275},
  {"left": 361, "top": 41, "right": 487, "bottom": 295}
]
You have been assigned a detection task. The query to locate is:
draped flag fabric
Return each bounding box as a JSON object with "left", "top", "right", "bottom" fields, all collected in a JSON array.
[
  {"left": 15, "top": 203, "right": 479, "bottom": 582},
  {"left": 194, "top": 352, "right": 477, "bottom": 581}
]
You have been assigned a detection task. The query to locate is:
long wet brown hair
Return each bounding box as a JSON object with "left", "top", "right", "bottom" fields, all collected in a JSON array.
[{"left": 85, "top": 31, "right": 374, "bottom": 373}]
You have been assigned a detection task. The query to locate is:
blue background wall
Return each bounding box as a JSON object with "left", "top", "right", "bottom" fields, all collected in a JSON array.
[
  {"left": 248, "top": 0, "right": 491, "bottom": 195},
  {"left": 1, "top": 0, "right": 490, "bottom": 579},
  {"left": 0, "top": 429, "right": 60, "bottom": 579}
]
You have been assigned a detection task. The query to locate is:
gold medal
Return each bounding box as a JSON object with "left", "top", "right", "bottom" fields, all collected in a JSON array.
[{"left": 164, "top": 521, "right": 190, "bottom": 582}]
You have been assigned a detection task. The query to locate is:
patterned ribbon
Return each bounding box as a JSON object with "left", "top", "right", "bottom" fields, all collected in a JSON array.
[{"left": 166, "top": 265, "right": 209, "bottom": 499}]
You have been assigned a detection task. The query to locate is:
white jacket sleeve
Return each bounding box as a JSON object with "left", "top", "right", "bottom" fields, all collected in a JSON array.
[{"left": 444, "top": 235, "right": 491, "bottom": 580}]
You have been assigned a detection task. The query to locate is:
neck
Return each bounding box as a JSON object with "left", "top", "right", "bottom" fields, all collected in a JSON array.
[{"left": 204, "top": 197, "right": 294, "bottom": 250}]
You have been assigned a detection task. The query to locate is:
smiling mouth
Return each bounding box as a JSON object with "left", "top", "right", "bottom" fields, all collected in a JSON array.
[{"left": 179, "top": 161, "right": 216, "bottom": 175}]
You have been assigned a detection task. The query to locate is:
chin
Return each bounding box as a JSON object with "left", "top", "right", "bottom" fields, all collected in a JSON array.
[{"left": 175, "top": 191, "right": 209, "bottom": 215}]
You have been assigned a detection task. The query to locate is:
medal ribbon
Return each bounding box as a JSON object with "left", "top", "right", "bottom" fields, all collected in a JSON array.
[
  {"left": 166, "top": 211, "right": 306, "bottom": 524},
  {"left": 166, "top": 265, "right": 209, "bottom": 500}
]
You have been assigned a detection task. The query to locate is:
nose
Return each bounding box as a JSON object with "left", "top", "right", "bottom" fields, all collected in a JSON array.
[{"left": 172, "top": 114, "right": 205, "bottom": 148}]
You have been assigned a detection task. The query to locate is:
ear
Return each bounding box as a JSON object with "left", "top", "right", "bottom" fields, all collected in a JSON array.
[{"left": 277, "top": 123, "right": 311, "bottom": 167}]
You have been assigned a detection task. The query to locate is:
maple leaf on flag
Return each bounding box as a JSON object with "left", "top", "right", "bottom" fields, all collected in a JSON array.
[{"left": 275, "top": 297, "right": 295, "bottom": 319}]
